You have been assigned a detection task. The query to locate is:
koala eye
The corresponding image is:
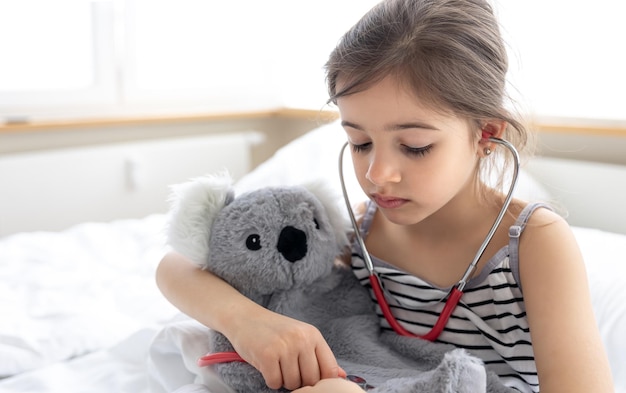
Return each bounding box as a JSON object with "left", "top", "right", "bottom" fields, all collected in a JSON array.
[
  {"left": 246, "top": 234, "right": 262, "bottom": 251},
  {"left": 314, "top": 218, "right": 320, "bottom": 230}
]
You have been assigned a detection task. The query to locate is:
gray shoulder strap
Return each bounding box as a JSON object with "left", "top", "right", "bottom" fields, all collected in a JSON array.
[{"left": 509, "top": 202, "right": 555, "bottom": 290}]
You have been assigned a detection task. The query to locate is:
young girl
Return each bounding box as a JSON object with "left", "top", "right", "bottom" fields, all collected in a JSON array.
[{"left": 156, "top": 0, "right": 614, "bottom": 392}]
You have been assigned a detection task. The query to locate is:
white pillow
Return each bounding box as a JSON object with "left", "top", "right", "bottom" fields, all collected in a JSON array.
[{"left": 235, "top": 121, "right": 366, "bottom": 207}]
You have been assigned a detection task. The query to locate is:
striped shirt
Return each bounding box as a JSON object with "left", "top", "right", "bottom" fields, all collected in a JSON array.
[{"left": 351, "top": 202, "right": 549, "bottom": 393}]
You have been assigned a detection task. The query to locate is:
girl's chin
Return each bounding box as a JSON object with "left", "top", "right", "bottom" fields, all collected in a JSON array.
[{"left": 377, "top": 204, "right": 432, "bottom": 227}]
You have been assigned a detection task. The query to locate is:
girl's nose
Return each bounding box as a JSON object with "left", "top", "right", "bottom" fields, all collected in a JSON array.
[{"left": 365, "top": 149, "right": 401, "bottom": 186}]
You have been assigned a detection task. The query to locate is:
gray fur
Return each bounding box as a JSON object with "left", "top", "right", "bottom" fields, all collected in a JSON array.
[{"left": 167, "top": 173, "right": 517, "bottom": 393}]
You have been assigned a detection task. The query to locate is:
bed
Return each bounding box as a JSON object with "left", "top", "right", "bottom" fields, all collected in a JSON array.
[{"left": 1, "top": 121, "right": 625, "bottom": 393}]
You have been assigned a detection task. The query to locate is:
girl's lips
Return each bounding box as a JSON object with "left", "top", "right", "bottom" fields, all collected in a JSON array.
[{"left": 371, "top": 194, "right": 408, "bottom": 209}]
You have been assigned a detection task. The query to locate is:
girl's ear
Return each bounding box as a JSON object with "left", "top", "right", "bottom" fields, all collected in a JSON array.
[{"left": 478, "top": 120, "right": 507, "bottom": 157}]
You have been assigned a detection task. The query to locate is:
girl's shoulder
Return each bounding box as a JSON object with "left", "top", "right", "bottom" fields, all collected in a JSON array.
[
  {"left": 508, "top": 199, "right": 566, "bottom": 233},
  {"left": 522, "top": 202, "right": 570, "bottom": 238},
  {"left": 513, "top": 205, "right": 612, "bottom": 392},
  {"left": 517, "top": 201, "right": 583, "bottom": 274}
]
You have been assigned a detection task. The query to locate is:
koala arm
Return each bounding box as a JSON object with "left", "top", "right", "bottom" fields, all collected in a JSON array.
[{"left": 156, "top": 251, "right": 345, "bottom": 390}]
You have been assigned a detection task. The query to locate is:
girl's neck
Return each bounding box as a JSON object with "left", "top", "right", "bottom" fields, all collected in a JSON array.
[{"left": 406, "top": 182, "right": 492, "bottom": 241}]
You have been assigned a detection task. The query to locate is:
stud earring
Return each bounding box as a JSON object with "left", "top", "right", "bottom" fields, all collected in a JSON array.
[{"left": 483, "top": 147, "right": 492, "bottom": 156}]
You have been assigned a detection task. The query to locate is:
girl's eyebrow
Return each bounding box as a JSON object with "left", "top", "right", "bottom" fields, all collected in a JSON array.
[
  {"left": 392, "top": 122, "right": 440, "bottom": 131},
  {"left": 341, "top": 120, "right": 362, "bottom": 130},
  {"left": 341, "top": 120, "right": 440, "bottom": 132}
]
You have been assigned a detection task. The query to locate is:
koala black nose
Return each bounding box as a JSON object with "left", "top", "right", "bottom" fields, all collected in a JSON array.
[{"left": 276, "top": 226, "right": 307, "bottom": 263}]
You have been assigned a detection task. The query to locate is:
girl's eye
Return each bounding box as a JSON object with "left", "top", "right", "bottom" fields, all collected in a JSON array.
[
  {"left": 403, "top": 144, "right": 433, "bottom": 157},
  {"left": 350, "top": 142, "right": 371, "bottom": 153},
  {"left": 351, "top": 142, "right": 433, "bottom": 157}
]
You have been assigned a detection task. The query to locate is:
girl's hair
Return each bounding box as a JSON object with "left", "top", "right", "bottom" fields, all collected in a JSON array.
[{"left": 325, "top": 0, "right": 534, "bottom": 195}]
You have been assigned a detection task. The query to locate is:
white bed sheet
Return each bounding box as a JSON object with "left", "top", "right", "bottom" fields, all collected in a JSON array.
[
  {"left": 0, "top": 214, "right": 179, "bottom": 387},
  {"left": 1, "top": 121, "right": 624, "bottom": 393}
]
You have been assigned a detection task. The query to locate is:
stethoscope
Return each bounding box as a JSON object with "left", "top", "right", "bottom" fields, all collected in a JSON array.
[{"left": 338, "top": 135, "right": 521, "bottom": 341}]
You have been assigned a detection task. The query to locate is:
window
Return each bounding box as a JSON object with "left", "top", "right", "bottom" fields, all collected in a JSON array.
[
  {"left": 0, "top": 0, "right": 116, "bottom": 119},
  {"left": 496, "top": 1, "right": 626, "bottom": 121},
  {"left": 0, "top": 1, "right": 624, "bottom": 123},
  {"left": 0, "top": 2, "right": 93, "bottom": 91},
  {"left": 122, "top": 0, "right": 282, "bottom": 112}
]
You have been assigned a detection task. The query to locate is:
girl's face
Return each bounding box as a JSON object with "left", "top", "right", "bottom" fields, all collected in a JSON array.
[{"left": 336, "top": 75, "right": 482, "bottom": 226}]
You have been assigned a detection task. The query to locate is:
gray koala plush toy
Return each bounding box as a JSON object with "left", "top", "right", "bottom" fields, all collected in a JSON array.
[{"left": 166, "top": 173, "right": 516, "bottom": 393}]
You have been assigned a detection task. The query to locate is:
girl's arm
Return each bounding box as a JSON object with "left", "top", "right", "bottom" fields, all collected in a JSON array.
[
  {"left": 155, "top": 251, "right": 343, "bottom": 390},
  {"left": 520, "top": 210, "right": 614, "bottom": 392}
]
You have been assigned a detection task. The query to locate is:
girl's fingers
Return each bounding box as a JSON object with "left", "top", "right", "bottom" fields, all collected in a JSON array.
[
  {"left": 316, "top": 344, "right": 345, "bottom": 379},
  {"left": 234, "top": 316, "right": 339, "bottom": 390},
  {"left": 279, "top": 357, "right": 303, "bottom": 391},
  {"left": 298, "top": 349, "right": 322, "bottom": 387},
  {"left": 256, "top": 357, "right": 284, "bottom": 390},
  {"left": 259, "top": 340, "right": 340, "bottom": 390}
]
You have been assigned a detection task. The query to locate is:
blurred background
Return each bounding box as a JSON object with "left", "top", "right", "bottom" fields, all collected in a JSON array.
[
  {"left": 0, "top": 0, "right": 625, "bottom": 234},
  {"left": 1, "top": 0, "right": 624, "bottom": 122}
]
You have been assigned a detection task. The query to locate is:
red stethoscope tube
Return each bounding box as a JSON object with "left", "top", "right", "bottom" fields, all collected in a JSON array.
[
  {"left": 197, "top": 353, "right": 348, "bottom": 380},
  {"left": 198, "top": 351, "right": 246, "bottom": 367},
  {"left": 370, "top": 274, "right": 464, "bottom": 341}
]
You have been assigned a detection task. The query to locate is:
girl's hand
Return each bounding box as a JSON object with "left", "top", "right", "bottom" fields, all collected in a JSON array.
[
  {"left": 156, "top": 252, "right": 344, "bottom": 390},
  {"left": 294, "top": 378, "right": 364, "bottom": 393},
  {"left": 227, "top": 310, "right": 345, "bottom": 390}
]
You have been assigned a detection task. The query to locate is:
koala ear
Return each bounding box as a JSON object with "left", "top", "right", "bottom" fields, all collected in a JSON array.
[
  {"left": 166, "top": 172, "right": 234, "bottom": 267},
  {"left": 302, "top": 180, "right": 351, "bottom": 250}
]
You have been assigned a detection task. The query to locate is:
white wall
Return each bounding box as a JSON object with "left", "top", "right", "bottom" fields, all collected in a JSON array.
[
  {"left": 526, "top": 157, "right": 626, "bottom": 235},
  {"left": 537, "top": 131, "right": 626, "bottom": 167},
  {"left": 0, "top": 132, "right": 260, "bottom": 236}
]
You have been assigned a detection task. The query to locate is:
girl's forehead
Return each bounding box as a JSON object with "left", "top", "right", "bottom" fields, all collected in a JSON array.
[{"left": 336, "top": 75, "right": 466, "bottom": 131}]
